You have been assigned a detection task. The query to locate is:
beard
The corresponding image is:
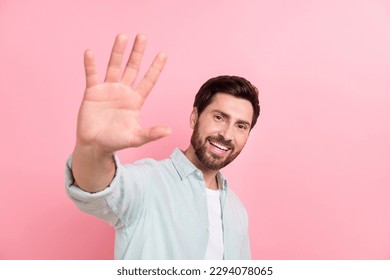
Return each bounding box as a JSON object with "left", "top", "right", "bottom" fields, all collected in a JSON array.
[{"left": 190, "top": 122, "right": 242, "bottom": 170}]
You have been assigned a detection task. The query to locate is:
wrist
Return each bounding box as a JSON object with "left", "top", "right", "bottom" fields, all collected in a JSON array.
[
  {"left": 74, "top": 142, "right": 114, "bottom": 160},
  {"left": 72, "top": 143, "right": 116, "bottom": 193}
]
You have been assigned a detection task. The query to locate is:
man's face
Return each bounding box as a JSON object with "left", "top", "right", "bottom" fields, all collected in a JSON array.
[{"left": 190, "top": 93, "right": 253, "bottom": 170}]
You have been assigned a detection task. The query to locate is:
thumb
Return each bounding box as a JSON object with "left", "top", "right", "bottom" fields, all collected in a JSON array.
[{"left": 135, "top": 126, "right": 172, "bottom": 146}]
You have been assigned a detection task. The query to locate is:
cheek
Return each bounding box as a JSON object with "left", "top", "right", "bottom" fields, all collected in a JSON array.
[
  {"left": 199, "top": 122, "right": 220, "bottom": 136},
  {"left": 235, "top": 135, "right": 249, "bottom": 149}
]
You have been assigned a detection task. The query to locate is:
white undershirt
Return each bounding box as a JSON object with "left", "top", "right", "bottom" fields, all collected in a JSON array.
[{"left": 204, "top": 188, "right": 224, "bottom": 260}]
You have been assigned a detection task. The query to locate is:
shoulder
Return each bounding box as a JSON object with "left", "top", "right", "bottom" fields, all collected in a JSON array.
[
  {"left": 226, "top": 188, "right": 246, "bottom": 208},
  {"left": 122, "top": 156, "right": 174, "bottom": 180},
  {"left": 225, "top": 187, "right": 249, "bottom": 219}
]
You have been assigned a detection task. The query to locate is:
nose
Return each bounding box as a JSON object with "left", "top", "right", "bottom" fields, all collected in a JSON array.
[{"left": 218, "top": 123, "right": 234, "bottom": 141}]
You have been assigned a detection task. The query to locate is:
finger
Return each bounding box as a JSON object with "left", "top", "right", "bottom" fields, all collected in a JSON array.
[
  {"left": 104, "top": 34, "right": 128, "bottom": 83},
  {"left": 121, "top": 33, "right": 147, "bottom": 86},
  {"left": 84, "top": 49, "right": 99, "bottom": 88},
  {"left": 134, "top": 126, "right": 172, "bottom": 146},
  {"left": 135, "top": 52, "right": 167, "bottom": 98}
]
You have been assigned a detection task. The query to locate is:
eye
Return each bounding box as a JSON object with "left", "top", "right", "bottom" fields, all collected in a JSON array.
[
  {"left": 213, "top": 114, "right": 224, "bottom": 122},
  {"left": 237, "top": 123, "right": 248, "bottom": 131}
]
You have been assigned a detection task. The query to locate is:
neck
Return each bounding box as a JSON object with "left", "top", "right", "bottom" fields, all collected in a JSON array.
[{"left": 184, "top": 145, "right": 219, "bottom": 190}]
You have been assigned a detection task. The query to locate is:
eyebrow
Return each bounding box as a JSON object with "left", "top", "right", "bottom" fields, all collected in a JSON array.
[{"left": 211, "top": 110, "right": 252, "bottom": 127}]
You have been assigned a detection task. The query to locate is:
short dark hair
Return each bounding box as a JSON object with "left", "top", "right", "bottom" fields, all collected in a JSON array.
[{"left": 193, "top": 75, "right": 260, "bottom": 129}]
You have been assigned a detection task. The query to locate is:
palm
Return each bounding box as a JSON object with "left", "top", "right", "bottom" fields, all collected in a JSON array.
[
  {"left": 76, "top": 34, "right": 170, "bottom": 153},
  {"left": 78, "top": 83, "right": 142, "bottom": 151}
]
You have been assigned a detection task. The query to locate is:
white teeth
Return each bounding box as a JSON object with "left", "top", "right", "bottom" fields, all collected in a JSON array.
[{"left": 209, "top": 140, "right": 229, "bottom": 151}]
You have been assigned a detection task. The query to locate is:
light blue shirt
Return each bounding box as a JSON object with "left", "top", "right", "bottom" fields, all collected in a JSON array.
[{"left": 65, "top": 148, "right": 251, "bottom": 259}]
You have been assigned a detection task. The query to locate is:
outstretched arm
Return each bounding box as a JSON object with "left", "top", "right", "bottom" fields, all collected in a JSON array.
[{"left": 72, "top": 34, "right": 170, "bottom": 193}]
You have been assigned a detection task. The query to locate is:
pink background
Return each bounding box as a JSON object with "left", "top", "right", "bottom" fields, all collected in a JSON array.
[{"left": 1, "top": 0, "right": 389, "bottom": 259}]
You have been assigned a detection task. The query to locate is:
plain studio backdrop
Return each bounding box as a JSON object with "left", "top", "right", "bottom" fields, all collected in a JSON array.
[{"left": 0, "top": 0, "right": 389, "bottom": 259}]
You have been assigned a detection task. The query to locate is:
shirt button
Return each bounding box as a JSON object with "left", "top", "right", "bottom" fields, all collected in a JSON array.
[
  {"left": 206, "top": 226, "right": 209, "bottom": 232},
  {"left": 196, "top": 171, "right": 202, "bottom": 178},
  {"left": 201, "top": 192, "right": 205, "bottom": 198}
]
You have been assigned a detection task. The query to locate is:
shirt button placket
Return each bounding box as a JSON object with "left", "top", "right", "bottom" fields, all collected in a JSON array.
[{"left": 196, "top": 170, "right": 206, "bottom": 198}]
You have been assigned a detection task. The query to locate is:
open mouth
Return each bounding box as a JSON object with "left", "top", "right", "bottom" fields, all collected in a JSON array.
[{"left": 208, "top": 140, "right": 231, "bottom": 152}]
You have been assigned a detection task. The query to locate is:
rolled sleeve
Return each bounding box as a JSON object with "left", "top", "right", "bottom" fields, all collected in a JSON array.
[{"left": 65, "top": 154, "right": 144, "bottom": 229}]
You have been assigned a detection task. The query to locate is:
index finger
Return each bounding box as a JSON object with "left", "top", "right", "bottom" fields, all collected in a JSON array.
[{"left": 135, "top": 52, "right": 167, "bottom": 98}]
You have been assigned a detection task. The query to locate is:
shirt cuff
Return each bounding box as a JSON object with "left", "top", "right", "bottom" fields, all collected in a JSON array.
[{"left": 64, "top": 153, "right": 122, "bottom": 205}]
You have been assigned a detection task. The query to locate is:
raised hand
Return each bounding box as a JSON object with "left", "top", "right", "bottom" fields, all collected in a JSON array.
[{"left": 76, "top": 33, "right": 171, "bottom": 153}]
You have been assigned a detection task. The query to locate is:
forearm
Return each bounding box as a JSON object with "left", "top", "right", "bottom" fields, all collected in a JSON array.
[{"left": 71, "top": 143, "right": 116, "bottom": 193}]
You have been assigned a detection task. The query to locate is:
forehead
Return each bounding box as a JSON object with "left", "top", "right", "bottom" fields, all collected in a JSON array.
[{"left": 204, "top": 93, "right": 253, "bottom": 123}]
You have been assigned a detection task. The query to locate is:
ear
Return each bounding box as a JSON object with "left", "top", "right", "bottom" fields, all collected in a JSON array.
[{"left": 190, "top": 107, "right": 198, "bottom": 129}]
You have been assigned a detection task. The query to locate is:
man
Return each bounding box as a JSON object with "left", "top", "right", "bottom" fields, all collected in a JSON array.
[{"left": 65, "top": 33, "right": 260, "bottom": 259}]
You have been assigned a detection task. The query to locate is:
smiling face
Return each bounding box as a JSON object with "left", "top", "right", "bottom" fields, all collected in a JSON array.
[{"left": 189, "top": 93, "right": 253, "bottom": 171}]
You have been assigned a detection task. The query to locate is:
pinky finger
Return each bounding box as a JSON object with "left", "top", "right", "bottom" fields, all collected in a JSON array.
[{"left": 84, "top": 49, "right": 99, "bottom": 88}]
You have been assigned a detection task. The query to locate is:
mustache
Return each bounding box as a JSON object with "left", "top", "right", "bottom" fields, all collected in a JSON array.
[{"left": 207, "top": 135, "right": 233, "bottom": 149}]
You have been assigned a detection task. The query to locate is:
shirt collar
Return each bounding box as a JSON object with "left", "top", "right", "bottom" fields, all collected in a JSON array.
[{"left": 170, "top": 148, "right": 228, "bottom": 190}]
